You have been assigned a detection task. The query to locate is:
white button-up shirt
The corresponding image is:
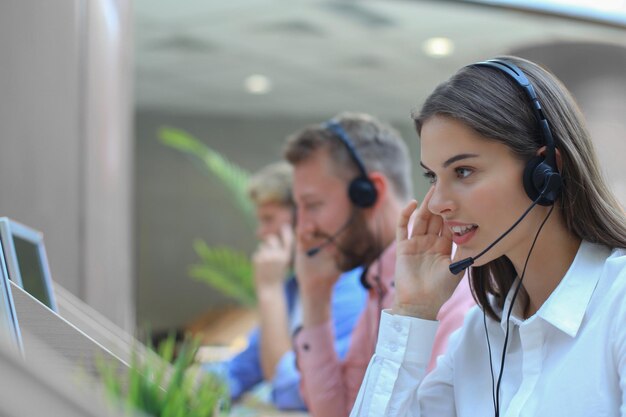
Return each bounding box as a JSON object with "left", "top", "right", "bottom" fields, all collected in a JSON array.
[{"left": 350, "top": 241, "right": 626, "bottom": 417}]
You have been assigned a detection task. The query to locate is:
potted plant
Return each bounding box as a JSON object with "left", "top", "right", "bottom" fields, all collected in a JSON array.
[{"left": 98, "top": 335, "right": 228, "bottom": 417}]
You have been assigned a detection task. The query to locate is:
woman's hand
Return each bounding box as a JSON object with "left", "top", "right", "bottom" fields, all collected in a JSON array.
[{"left": 393, "top": 186, "right": 463, "bottom": 320}]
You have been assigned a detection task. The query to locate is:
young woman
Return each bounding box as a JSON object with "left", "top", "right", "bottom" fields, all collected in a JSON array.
[{"left": 350, "top": 56, "right": 626, "bottom": 417}]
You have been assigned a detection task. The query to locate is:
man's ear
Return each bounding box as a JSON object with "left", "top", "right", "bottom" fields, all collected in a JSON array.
[
  {"left": 536, "top": 145, "right": 563, "bottom": 172},
  {"left": 366, "top": 171, "right": 388, "bottom": 210}
]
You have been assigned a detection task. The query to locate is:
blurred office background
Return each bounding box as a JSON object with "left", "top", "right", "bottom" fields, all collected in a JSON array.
[{"left": 2, "top": 0, "right": 626, "bottom": 339}]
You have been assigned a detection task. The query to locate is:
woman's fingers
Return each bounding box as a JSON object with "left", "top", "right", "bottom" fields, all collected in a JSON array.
[
  {"left": 435, "top": 225, "right": 454, "bottom": 257},
  {"left": 426, "top": 212, "right": 443, "bottom": 236},
  {"left": 397, "top": 200, "right": 418, "bottom": 241},
  {"left": 411, "top": 186, "right": 435, "bottom": 237}
]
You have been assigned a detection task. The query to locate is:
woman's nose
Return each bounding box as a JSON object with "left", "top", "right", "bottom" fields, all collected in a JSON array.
[{"left": 427, "top": 183, "right": 456, "bottom": 216}]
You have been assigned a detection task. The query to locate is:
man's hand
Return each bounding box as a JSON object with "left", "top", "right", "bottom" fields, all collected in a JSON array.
[{"left": 294, "top": 228, "right": 343, "bottom": 326}]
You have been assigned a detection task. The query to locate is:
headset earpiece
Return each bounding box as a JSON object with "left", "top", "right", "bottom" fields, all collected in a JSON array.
[
  {"left": 522, "top": 156, "right": 562, "bottom": 206},
  {"left": 348, "top": 176, "right": 378, "bottom": 208},
  {"left": 324, "top": 119, "right": 378, "bottom": 208}
]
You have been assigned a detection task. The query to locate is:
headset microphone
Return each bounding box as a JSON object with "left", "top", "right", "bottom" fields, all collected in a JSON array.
[
  {"left": 448, "top": 173, "right": 560, "bottom": 275},
  {"left": 306, "top": 239, "right": 332, "bottom": 257},
  {"left": 305, "top": 213, "right": 356, "bottom": 257}
]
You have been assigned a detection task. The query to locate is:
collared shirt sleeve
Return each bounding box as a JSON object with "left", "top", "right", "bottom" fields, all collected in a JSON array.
[
  {"left": 293, "top": 268, "right": 369, "bottom": 416},
  {"left": 350, "top": 310, "right": 448, "bottom": 417},
  {"left": 429, "top": 277, "right": 475, "bottom": 371},
  {"left": 294, "top": 321, "right": 346, "bottom": 416}
]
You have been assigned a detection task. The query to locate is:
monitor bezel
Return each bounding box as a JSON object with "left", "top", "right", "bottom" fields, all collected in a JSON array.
[
  {"left": 0, "top": 217, "right": 58, "bottom": 312},
  {"left": 0, "top": 236, "right": 23, "bottom": 353}
]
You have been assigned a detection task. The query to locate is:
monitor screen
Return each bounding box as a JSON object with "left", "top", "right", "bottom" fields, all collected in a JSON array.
[{"left": 13, "top": 236, "right": 52, "bottom": 309}]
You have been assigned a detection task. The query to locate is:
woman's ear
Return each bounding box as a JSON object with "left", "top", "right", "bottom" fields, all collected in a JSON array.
[
  {"left": 536, "top": 145, "right": 563, "bottom": 172},
  {"left": 555, "top": 148, "right": 563, "bottom": 172}
]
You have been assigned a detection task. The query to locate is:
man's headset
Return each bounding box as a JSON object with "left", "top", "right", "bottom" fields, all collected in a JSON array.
[
  {"left": 449, "top": 59, "right": 563, "bottom": 275},
  {"left": 324, "top": 119, "right": 378, "bottom": 208}
]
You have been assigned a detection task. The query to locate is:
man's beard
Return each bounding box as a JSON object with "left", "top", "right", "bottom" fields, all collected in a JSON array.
[{"left": 332, "top": 210, "right": 382, "bottom": 272}]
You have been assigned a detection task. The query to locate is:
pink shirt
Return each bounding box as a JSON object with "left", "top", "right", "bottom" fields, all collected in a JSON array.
[{"left": 294, "top": 242, "right": 475, "bottom": 417}]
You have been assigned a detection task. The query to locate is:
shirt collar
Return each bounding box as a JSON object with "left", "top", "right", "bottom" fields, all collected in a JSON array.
[{"left": 502, "top": 241, "right": 610, "bottom": 337}]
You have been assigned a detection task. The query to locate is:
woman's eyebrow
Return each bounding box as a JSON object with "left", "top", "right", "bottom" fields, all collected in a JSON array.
[
  {"left": 420, "top": 153, "right": 479, "bottom": 171},
  {"left": 442, "top": 153, "right": 479, "bottom": 168}
]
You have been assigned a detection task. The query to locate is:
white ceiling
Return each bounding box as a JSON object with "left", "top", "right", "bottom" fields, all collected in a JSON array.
[{"left": 133, "top": 0, "right": 626, "bottom": 119}]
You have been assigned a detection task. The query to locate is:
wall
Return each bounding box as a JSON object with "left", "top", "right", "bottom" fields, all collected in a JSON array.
[{"left": 0, "top": 0, "right": 134, "bottom": 331}]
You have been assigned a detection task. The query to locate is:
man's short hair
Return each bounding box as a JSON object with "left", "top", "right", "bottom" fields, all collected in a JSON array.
[
  {"left": 247, "top": 161, "right": 294, "bottom": 207},
  {"left": 283, "top": 112, "right": 413, "bottom": 201}
]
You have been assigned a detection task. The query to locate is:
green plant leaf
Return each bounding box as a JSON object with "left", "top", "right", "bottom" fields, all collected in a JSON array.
[
  {"left": 158, "top": 126, "right": 255, "bottom": 230},
  {"left": 98, "top": 335, "right": 227, "bottom": 417},
  {"left": 189, "top": 240, "right": 256, "bottom": 306}
]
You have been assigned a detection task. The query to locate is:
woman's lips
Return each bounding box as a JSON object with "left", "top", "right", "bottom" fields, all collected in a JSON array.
[{"left": 449, "top": 224, "right": 478, "bottom": 245}]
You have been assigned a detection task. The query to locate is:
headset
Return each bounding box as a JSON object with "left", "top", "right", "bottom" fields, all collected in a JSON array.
[
  {"left": 472, "top": 59, "right": 562, "bottom": 206},
  {"left": 324, "top": 119, "right": 378, "bottom": 208}
]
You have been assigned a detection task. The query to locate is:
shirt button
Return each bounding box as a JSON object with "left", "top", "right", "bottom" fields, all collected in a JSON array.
[
  {"left": 393, "top": 322, "right": 402, "bottom": 332},
  {"left": 388, "top": 343, "right": 398, "bottom": 352}
]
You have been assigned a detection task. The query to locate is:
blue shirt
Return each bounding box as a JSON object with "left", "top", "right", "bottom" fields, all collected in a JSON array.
[{"left": 212, "top": 267, "right": 367, "bottom": 410}]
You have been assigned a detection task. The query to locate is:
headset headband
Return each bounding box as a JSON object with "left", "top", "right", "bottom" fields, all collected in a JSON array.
[
  {"left": 472, "top": 59, "right": 557, "bottom": 169},
  {"left": 324, "top": 119, "right": 369, "bottom": 178}
]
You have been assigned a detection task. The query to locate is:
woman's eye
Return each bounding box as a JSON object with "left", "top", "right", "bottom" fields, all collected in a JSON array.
[
  {"left": 423, "top": 171, "right": 437, "bottom": 184},
  {"left": 455, "top": 167, "right": 473, "bottom": 179}
]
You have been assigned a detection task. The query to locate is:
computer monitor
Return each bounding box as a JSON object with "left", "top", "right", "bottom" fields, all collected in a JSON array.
[
  {"left": 0, "top": 218, "right": 58, "bottom": 312},
  {"left": 0, "top": 238, "right": 22, "bottom": 353}
]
